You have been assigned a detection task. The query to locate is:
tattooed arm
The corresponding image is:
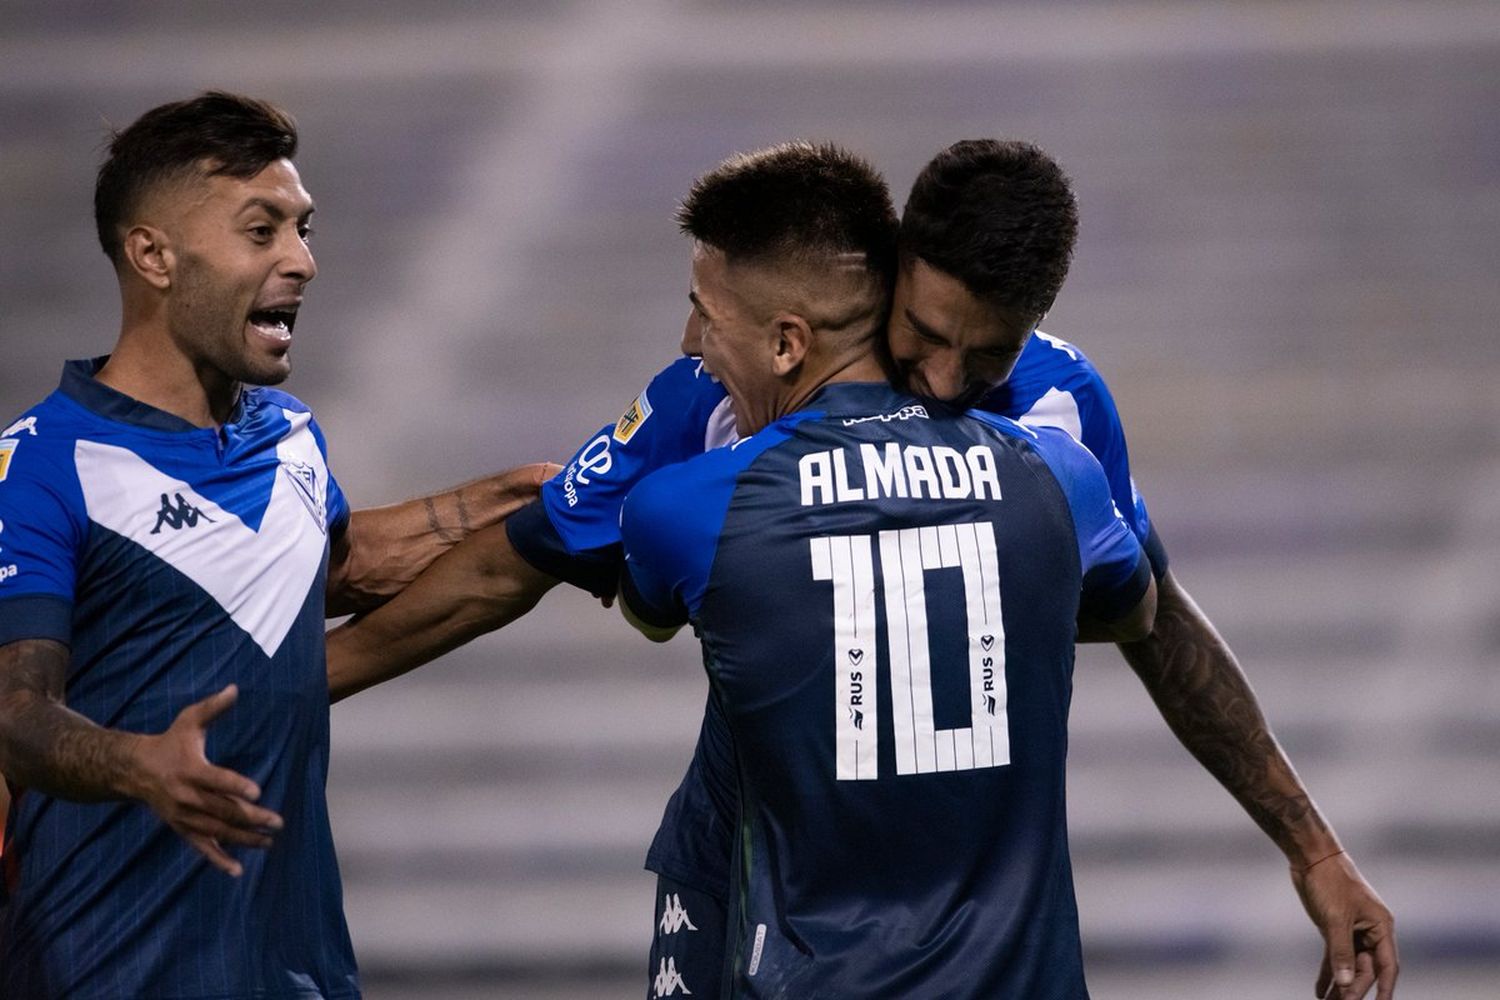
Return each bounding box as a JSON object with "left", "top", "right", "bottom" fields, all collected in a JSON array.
[
  {"left": 325, "top": 462, "right": 558, "bottom": 617},
  {"left": 0, "top": 639, "right": 282, "bottom": 876},
  {"left": 1118, "top": 570, "right": 1398, "bottom": 1000}
]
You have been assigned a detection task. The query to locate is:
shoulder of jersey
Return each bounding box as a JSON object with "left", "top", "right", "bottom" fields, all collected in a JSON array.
[
  {"left": 963, "top": 406, "right": 1040, "bottom": 442},
  {"left": 0, "top": 395, "right": 91, "bottom": 483},
  {"left": 249, "top": 386, "right": 315, "bottom": 416},
  {"left": 659, "top": 356, "right": 727, "bottom": 400},
  {"left": 1014, "top": 330, "right": 1105, "bottom": 385}
]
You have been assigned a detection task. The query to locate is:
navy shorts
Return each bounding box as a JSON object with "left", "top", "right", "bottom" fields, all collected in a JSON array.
[{"left": 647, "top": 874, "right": 728, "bottom": 998}]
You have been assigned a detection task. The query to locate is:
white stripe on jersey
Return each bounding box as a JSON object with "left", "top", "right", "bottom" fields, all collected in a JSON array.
[{"left": 74, "top": 409, "right": 330, "bottom": 657}]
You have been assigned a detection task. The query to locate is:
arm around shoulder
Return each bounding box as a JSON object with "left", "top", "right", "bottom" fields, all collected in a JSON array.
[{"left": 325, "top": 461, "right": 558, "bottom": 617}]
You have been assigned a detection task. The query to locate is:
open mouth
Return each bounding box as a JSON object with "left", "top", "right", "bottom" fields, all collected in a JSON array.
[{"left": 247, "top": 307, "right": 298, "bottom": 342}]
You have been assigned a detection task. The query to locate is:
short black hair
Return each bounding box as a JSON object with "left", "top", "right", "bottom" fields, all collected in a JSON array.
[
  {"left": 901, "top": 139, "right": 1078, "bottom": 321},
  {"left": 94, "top": 90, "right": 299, "bottom": 264},
  {"left": 677, "top": 141, "right": 898, "bottom": 289}
]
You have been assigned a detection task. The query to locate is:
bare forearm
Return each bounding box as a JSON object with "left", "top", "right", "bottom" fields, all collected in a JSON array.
[
  {"left": 327, "top": 522, "right": 558, "bottom": 702},
  {"left": 327, "top": 462, "right": 556, "bottom": 616},
  {"left": 0, "top": 640, "right": 142, "bottom": 802},
  {"left": 1116, "top": 572, "right": 1339, "bottom": 865}
]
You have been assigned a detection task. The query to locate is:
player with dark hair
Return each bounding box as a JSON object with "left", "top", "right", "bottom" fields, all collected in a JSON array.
[
  {"left": 0, "top": 91, "right": 549, "bottom": 999},
  {"left": 326, "top": 139, "right": 1396, "bottom": 999},
  {"left": 619, "top": 139, "right": 1156, "bottom": 997}
]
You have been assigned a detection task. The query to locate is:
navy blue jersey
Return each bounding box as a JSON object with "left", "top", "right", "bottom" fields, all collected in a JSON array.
[
  {"left": 620, "top": 382, "right": 1148, "bottom": 997},
  {"left": 505, "top": 334, "right": 1165, "bottom": 906},
  {"left": 0, "top": 359, "right": 358, "bottom": 999},
  {"left": 508, "top": 335, "right": 1163, "bottom": 599}
]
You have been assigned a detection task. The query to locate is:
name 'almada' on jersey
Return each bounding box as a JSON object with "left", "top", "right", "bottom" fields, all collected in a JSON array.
[{"left": 798, "top": 441, "right": 1008, "bottom": 507}]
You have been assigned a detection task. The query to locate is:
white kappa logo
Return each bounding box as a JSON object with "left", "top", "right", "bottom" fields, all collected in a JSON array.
[
  {"left": 2, "top": 416, "right": 37, "bottom": 437},
  {"left": 659, "top": 893, "right": 698, "bottom": 935},
  {"left": 653, "top": 956, "right": 692, "bottom": 997}
]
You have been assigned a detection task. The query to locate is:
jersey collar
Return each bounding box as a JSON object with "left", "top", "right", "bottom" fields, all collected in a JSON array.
[{"left": 60, "top": 356, "right": 248, "bottom": 432}]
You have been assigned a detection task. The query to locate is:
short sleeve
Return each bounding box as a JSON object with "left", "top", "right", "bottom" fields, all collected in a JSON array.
[
  {"left": 618, "top": 468, "right": 696, "bottom": 631},
  {"left": 1029, "top": 426, "right": 1149, "bottom": 623},
  {"left": 0, "top": 431, "right": 85, "bottom": 645},
  {"left": 538, "top": 358, "right": 730, "bottom": 557}
]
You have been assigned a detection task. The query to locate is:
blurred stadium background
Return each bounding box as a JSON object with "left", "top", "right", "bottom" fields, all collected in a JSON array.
[{"left": 3, "top": 1, "right": 1498, "bottom": 997}]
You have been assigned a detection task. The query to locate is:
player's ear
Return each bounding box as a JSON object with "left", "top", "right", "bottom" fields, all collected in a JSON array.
[
  {"left": 122, "top": 225, "right": 174, "bottom": 291},
  {"left": 771, "top": 314, "right": 812, "bottom": 376}
]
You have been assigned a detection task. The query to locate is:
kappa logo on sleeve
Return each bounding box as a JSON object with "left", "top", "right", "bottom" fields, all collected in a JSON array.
[
  {"left": 612, "top": 390, "right": 653, "bottom": 444},
  {"left": 0, "top": 438, "right": 19, "bottom": 482},
  {"left": 3, "top": 416, "right": 38, "bottom": 438}
]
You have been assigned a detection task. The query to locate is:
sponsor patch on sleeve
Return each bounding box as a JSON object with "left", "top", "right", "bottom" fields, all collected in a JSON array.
[
  {"left": 0, "top": 439, "right": 18, "bottom": 482},
  {"left": 613, "top": 390, "right": 653, "bottom": 444}
]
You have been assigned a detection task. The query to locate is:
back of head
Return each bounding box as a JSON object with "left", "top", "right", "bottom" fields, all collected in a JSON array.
[
  {"left": 95, "top": 91, "right": 299, "bottom": 266},
  {"left": 901, "top": 139, "right": 1078, "bottom": 325},
  {"left": 677, "top": 141, "right": 899, "bottom": 335}
]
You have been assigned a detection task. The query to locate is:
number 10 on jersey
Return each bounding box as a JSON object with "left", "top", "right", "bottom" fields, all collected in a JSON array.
[{"left": 810, "top": 522, "right": 1009, "bottom": 781}]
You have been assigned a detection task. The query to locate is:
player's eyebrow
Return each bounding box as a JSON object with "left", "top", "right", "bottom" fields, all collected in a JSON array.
[
  {"left": 688, "top": 291, "right": 709, "bottom": 315},
  {"left": 904, "top": 308, "right": 949, "bottom": 345},
  {"left": 238, "top": 197, "right": 317, "bottom": 223}
]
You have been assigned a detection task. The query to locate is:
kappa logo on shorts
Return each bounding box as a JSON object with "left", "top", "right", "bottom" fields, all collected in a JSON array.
[
  {"left": 0, "top": 438, "right": 18, "bottom": 482},
  {"left": 613, "top": 390, "right": 653, "bottom": 444},
  {"left": 652, "top": 956, "right": 692, "bottom": 997},
  {"left": 659, "top": 893, "right": 698, "bottom": 935}
]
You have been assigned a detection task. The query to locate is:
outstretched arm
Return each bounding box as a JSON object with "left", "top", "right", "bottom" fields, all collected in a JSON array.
[
  {"left": 0, "top": 639, "right": 281, "bottom": 877},
  {"left": 326, "top": 522, "right": 560, "bottom": 703},
  {"left": 325, "top": 462, "right": 558, "bottom": 617},
  {"left": 1117, "top": 570, "right": 1398, "bottom": 1000}
]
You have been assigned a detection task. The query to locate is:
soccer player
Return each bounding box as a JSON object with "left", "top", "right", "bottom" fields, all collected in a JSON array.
[
  {"left": 0, "top": 92, "right": 549, "bottom": 999},
  {"left": 617, "top": 140, "right": 1156, "bottom": 996},
  {"left": 325, "top": 142, "right": 1396, "bottom": 999}
]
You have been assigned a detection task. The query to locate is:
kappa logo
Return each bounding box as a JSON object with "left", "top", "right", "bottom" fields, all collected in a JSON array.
[
  {"left": 659, "top": 893, "right": 698, "bottom": 935},
  {"left": 613, "top": 390, "right": 653, "bottom": 444},
  {"left": 841, "top": 404, "right": 929, "bottom": 426},
  {"left": 652, "top": 956, "right": 692, "bottom": 997},
  {"left": 150, "top": 493, "right": 216, "bottom": 534},
  {"left": 848, "top": 705, "right": 865, "bottom": 730},
  {"left": 282, "top": 460, "right": 327, "bottom": 533},
  {"left": 3, "top": 416, "right": 38, "bottom": 437},
  {"left": 982, "top": 694, "right": 998, "bottom": 716}
]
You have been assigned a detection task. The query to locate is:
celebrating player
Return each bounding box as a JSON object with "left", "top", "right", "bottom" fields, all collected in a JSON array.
[
  {"left": 326, "top": 141, "right": 1396, "bottom": 999},
  {"left": 618, "top": 138, "right": 1156, "bottom": 997},
  {"left": 0, "top": 92, "right": 549, "bottom": 999}
]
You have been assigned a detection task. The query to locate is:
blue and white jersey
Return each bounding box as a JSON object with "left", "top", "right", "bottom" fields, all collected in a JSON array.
[
  {"left": 507, "top": 356, "right": 735, "bottom": 596},
  {"left": 508, "top": 335, "right": 1163, "bottom": 598},
  {"left": 620, "top": 382, "right": 1148, "bottom": 998},
  {"left": 504, "top": 334, "right": 1166, "bottom": 904},
  {"left": 980, "top": 331, "right": 1165, "bottom": 575},
  {"left": 0, "top": 358, "right": 358, "bottom": 999}
]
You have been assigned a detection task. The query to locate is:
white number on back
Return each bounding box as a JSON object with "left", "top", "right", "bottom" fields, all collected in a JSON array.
[{"left": 811, "top": 522, "right": 1009, "bottom": 781}]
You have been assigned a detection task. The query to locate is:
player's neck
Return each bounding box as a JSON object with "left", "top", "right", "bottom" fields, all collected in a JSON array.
[
  {"left": 98, "top": 327, "right": 241, "bottom": 429},
  {"left": 764, "top": 351, "right": 891, "bottom": 431}
]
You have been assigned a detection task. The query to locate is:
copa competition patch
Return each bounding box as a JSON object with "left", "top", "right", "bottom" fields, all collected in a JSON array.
[
  {"left": 613, "top": 390, "right": 653, "bottom": 444},
  {"left": 0, "top": 439, "right": 18, "bottom": 482}
]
